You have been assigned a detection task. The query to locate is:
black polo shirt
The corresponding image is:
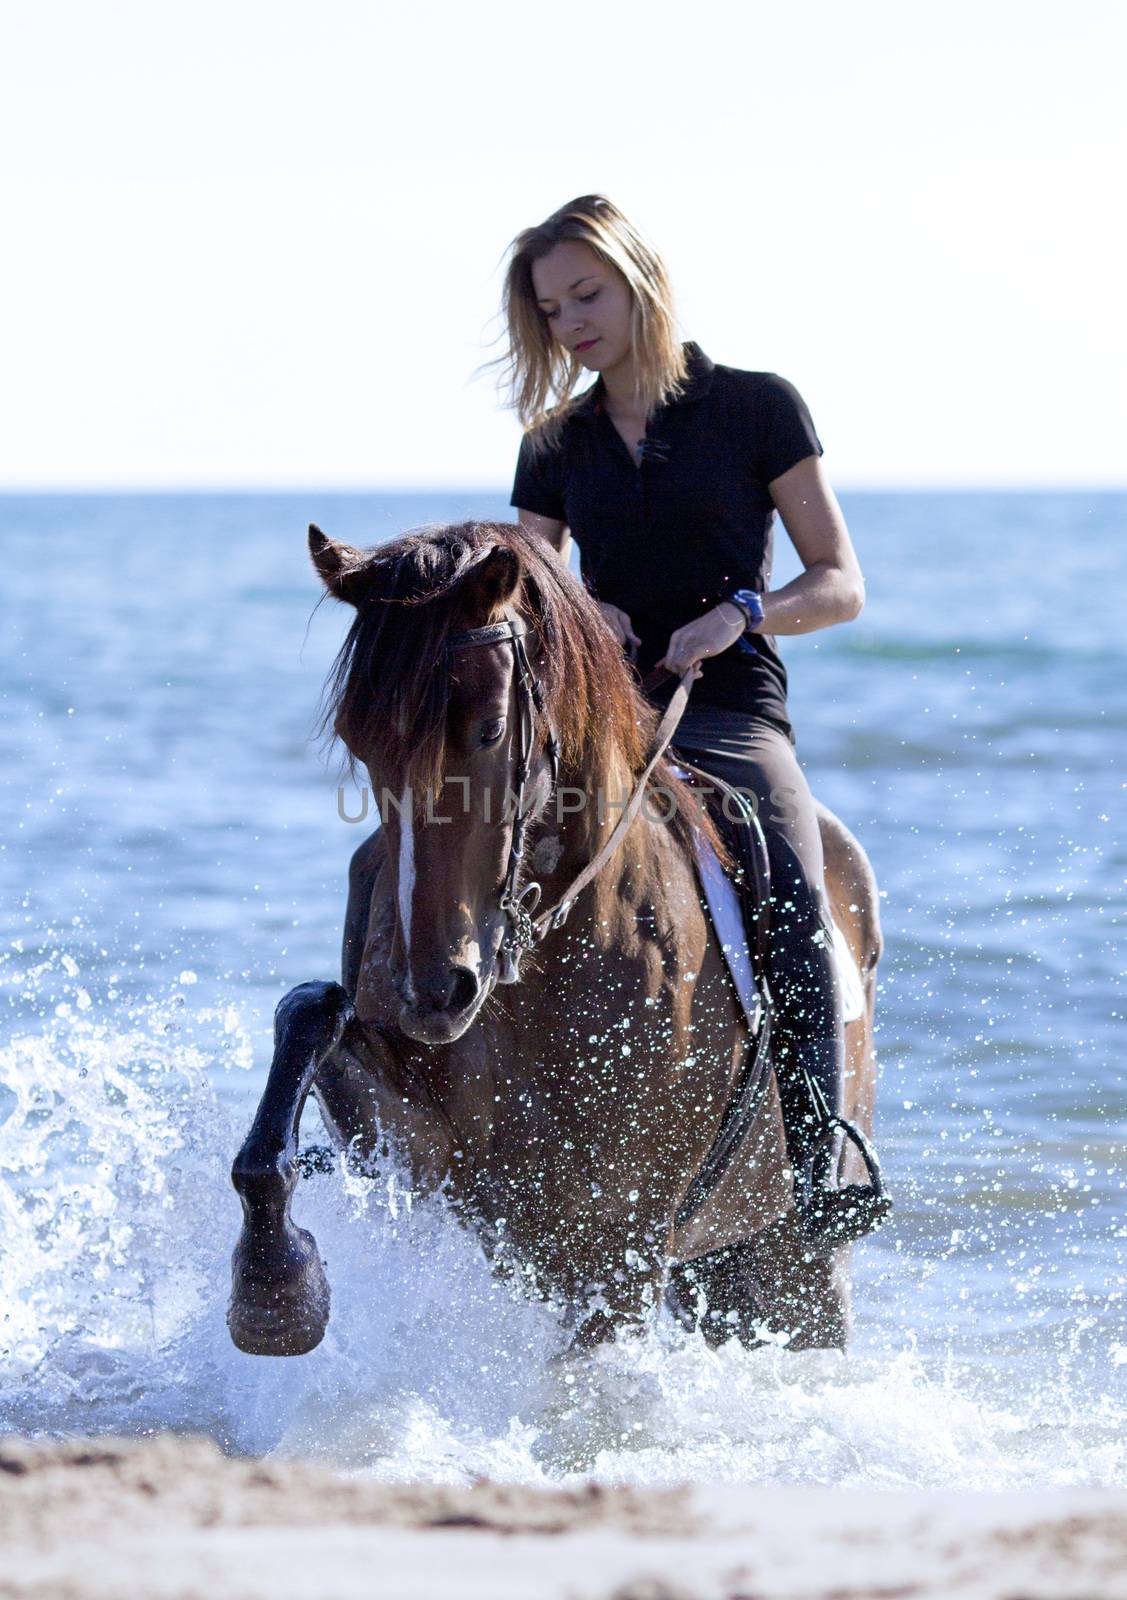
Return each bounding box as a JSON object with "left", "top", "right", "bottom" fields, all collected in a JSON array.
[{"left": 510, "top": 342, "right": 823, "bottom": 742}]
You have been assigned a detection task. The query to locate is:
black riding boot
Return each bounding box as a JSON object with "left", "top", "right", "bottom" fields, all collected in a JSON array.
[{"left": 775, "top": 1034, "right": 891, "bottom": 1248}]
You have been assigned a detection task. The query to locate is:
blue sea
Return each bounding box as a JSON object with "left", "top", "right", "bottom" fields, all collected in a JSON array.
[{"left": 0, "top": 489, "right": 1123, "bottom": 1487}]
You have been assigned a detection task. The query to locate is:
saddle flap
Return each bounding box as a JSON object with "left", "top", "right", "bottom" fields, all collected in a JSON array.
[{"left": 691, "top": 825, "right": 762, "bottom": 1035}]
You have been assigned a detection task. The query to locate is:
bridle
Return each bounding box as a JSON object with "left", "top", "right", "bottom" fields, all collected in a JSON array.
[
  {"left": 444, "top": 613, "right": 696, "bottom": 977},
  {"left": 444, "top": 614, "right": 560, "bottom": 964}
]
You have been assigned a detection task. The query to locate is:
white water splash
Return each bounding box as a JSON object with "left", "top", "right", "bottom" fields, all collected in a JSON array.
[{"left": 1, "top": 956, "right": 1124, "bottom": 1490}]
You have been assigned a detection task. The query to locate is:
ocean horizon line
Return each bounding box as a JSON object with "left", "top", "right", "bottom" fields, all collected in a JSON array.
[{"left": 1, "top": 482, "right": 1125, "bottom": 498}]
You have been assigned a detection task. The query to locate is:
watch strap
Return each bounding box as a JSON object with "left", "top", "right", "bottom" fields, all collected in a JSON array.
[{"left": 727, "top": 589, "right": 764, "bottom": 632}]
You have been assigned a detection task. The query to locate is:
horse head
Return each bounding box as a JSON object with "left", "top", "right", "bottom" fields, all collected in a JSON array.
[{"left": 309, "top": 519, "right": 651, "bottom": 1046}]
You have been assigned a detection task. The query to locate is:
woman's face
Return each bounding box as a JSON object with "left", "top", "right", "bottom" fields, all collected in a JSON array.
[{"left": 531, "top": 240, "right": 634, "bottom": 377}]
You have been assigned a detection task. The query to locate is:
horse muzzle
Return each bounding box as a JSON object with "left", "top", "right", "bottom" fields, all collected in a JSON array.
[{"left": 393, "top": 957, "right": 495, "bottom": 1045}]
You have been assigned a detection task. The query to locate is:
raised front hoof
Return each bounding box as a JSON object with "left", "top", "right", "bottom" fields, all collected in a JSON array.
[{"left": 227, "top": 1228, "right": 331, "bottom": 1357}]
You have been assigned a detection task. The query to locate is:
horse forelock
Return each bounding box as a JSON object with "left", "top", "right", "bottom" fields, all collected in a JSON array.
[{"left": 320, "top": 523, "right": 629, "bottom": 773}]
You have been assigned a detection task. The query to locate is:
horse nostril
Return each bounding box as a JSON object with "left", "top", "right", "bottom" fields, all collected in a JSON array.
[
  {"left": 418, "top": 965, "right": 479, "bottom": 1014},
  {"left": 448, "top": 965, "right": 480, "bottom": 1013}
]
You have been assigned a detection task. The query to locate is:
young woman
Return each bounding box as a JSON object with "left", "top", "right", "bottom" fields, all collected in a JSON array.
[{"left": 501, "top": 193, "right": 886, "bottom": 1243}]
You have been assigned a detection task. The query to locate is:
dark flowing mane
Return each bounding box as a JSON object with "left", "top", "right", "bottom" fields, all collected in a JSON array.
[{"left": 315, "top": 519, "right": 728, "bottom": 867}]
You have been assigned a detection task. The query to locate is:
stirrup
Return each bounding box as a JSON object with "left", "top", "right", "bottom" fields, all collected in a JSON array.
[{"left": 796, "top": 1116, "right": 892, "bottom": 1247}]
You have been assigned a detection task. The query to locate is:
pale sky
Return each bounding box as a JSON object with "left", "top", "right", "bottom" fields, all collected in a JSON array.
[{"left": 1, "top": 0, "right": 1122, "bottom": 489}]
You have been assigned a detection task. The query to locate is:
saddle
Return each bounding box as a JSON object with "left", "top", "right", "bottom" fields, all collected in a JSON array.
[
  {"left": 669, "top": 749, "right": 866, "bottom": 1032},
  {"left": 669, "top": 749, "right": 773, "bottom": 1002}
]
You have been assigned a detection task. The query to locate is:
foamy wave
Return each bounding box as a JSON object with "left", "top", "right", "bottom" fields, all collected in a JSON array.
[{"left": 1, "top": 966, "right": 1124, "bottom": 1490}]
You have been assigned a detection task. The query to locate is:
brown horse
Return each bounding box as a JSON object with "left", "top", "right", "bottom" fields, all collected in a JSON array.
[{"left": 227, "top": 519, "right": 884, "bottom": 1357}]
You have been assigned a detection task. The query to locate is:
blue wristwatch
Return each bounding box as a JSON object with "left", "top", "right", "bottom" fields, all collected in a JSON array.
[{"left": 725, "top": 588, "right": 765, "bottom": 633}]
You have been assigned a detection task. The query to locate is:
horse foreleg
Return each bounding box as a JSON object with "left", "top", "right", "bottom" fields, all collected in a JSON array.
[{"left": 228, "top": 979, "right": 352, "bottom": 1356}]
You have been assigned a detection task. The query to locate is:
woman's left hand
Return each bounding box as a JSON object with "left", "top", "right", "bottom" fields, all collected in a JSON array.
[{"left": 655, "top": 602, "right": 746, "bottom": 679}]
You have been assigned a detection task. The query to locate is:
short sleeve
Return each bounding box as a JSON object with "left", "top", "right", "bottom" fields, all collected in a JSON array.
[
  {"left": 755, "top": 374, "right": 824, "bottom": 485},
  {"left": 510, "top": 430, "right": 565, "bottom": 521}
]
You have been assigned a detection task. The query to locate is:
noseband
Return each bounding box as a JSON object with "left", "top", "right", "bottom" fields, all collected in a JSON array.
[{"left": 444, "top": 613, "right": 696, "bottom": 976}]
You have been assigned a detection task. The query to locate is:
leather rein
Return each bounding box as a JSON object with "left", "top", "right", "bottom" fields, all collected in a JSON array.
[{"left": 444, "top": 614, "right": 693, "bottom": 971}]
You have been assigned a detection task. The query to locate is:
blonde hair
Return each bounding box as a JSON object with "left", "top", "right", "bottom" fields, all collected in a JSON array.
[{"left": 495, "top": 194, "right": 689, "bottom": 454}]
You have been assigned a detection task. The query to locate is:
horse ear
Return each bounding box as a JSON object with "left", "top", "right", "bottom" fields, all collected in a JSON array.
[
  {"left": 309, "top": 524, "right": 370, "bottom": 607},
  {"left": 457, "top": 543, "right": 521, "bottom": 620}
]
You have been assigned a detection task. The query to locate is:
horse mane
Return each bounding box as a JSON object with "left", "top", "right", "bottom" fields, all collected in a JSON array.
[{"left": 314, "top": 519, "right": 730, "bottom": 870}]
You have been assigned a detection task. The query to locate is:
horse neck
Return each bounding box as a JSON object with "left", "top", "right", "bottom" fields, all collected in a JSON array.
[{"left": 538, "top": 735, "right": 669, "bottom": 925}]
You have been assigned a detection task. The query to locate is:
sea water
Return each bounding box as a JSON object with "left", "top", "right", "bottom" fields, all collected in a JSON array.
[{"left": 1, "top": 489, "right": 1123, "bottom": 1487}]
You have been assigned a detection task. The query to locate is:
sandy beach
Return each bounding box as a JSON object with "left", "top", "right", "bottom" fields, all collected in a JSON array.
[{"left": 0, "top": 1435, "right": 1123, "bottom": 1600}]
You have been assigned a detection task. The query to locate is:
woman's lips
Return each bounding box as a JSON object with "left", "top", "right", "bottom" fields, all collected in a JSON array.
[{"left": 575, "top": 338, "right": 599, "bottom": 352}]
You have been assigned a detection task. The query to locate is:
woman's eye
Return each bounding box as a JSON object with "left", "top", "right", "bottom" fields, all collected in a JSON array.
[
  {"left": 578, "top": 290, "right": 599, "bottom": 304},
  {"left": 481, "top": 718, "right": 506, "bottom": 745}
]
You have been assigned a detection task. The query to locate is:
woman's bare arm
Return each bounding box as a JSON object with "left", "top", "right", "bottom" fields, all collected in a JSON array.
[
  {"left": 517, "top": 507, "right": 573, "bottom": 562},
  {"left": 761, "top": 455, "right": 865, "bottom": 635}
]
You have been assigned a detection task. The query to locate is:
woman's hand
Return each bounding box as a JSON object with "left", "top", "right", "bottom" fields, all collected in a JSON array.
[
  {"left": 655, "top": 602, "right": 746, "bottom": 679},
  {"left": 595, "top": 600, "right": 642, "bottom": 659}
]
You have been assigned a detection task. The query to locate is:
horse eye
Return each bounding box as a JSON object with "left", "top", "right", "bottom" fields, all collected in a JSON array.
[{"left": 481, "top": 718, "right": 506, "bottom": 745}]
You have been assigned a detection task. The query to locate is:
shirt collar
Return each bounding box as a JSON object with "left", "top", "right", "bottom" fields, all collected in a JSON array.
[
  {"left": 571, "top": 341, "right": 714, "bottom": 420},
  {"left": 676, "top": 341, "right": 715, "bottom": 402}
]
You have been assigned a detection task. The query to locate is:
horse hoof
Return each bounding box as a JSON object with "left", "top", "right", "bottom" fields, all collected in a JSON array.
[{"left": 227, "top": 1227, "right": 331, "bottom": 1357}]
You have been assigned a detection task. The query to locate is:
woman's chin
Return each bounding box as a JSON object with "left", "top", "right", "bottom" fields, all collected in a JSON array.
[{"left": 575, "top": 342, "right": 618, "bottom": 373}]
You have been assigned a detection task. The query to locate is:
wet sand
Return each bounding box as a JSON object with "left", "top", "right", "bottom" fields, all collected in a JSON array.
[{"left": 0, "top": 1435, "right": 1124, "bottom": 1600}]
